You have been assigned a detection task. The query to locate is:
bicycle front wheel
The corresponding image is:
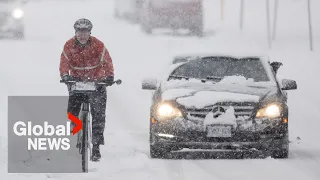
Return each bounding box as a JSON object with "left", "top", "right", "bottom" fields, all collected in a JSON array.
[{"left": 81, "top": 111, "right": 88, "bottom": 172}]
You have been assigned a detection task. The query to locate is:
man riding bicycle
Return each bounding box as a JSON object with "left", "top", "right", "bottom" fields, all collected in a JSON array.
[{"left": 59, "top": 18, "right": 114, "bottom": 161}]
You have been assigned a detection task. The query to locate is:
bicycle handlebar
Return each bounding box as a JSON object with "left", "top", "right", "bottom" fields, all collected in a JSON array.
[{"left": 60, "top": 79, "right": 122, "bottom": 86}]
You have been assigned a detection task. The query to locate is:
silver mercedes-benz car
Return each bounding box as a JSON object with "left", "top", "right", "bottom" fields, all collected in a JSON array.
[{"left": 142, "top": 54, "right": 297, "bottom": 159}]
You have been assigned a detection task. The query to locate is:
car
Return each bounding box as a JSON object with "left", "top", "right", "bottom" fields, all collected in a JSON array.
[
  {"left": 114, "top": 0, "right": 143, "bottom": 23},
  {"left": 139, "top": 0, "right": 204, "bottom": 36},
  {"left": 0, "top": 0, "right": 27, "bottom": 39},
  {"left": 142, "top": 54, "right": 297, "bottom": 159}
]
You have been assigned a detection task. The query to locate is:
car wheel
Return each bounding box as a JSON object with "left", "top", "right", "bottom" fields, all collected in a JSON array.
[
  {"left": 14, "top": 31, "right": 25, "bottom": 40},
  {"left": 132, "top": 10, "right": 140, "bottom": 24},
  {"left": 150, "top": 144, "right": 169, "bottom": 158},
  {"left": 141, "top": 21, "right": 152, "bottom": 34},
  {"left": 114, "top": 9, "right": 121, "bottom": 19},
  {"left": 140, "top": 11, "right": 152, "bottom": 34},
  {"left": 190, "top": 24, "right": 203, "bottom": 37},
  {"left": 271, "top": 147, "right": 289, "bottom": 159},
  {"left": 269, "top": 133, "right": 289, "bottom": 159},
  {"left": 190, "top": 12, "right": 204, "bottom": 37},
  {"left": 149, "top": 125, "right": 169, "bottom": 158}
]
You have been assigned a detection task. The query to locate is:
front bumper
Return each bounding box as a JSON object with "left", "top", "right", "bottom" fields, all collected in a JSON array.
[{"left": 151, "top": 116, "right": 288, "bottom": 151}]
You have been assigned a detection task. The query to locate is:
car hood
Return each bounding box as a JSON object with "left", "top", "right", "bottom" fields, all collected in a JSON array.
[{"left": 160, "top": 79, "right": 278, "bottom": 109}]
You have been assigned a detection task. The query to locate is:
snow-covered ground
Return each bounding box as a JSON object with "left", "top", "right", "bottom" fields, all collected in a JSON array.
[{"left": 0, "top": 0, "right": 319, "bottom": 179}]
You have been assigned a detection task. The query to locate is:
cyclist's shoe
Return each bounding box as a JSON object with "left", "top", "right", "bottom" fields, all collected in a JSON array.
[{"left": 92, "top": 144, "right": 101, "bottom": 162}]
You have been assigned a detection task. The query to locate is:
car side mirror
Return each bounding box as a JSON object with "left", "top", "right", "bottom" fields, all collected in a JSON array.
[
  {"left": 142, "top": 78, "right": 157, "bottom": 90},
  {"left": 270, "top": 61, "right": 283, "bottom": 74},
  {"left": 281, "top": 79, "right": 297, "bottom": 90}
]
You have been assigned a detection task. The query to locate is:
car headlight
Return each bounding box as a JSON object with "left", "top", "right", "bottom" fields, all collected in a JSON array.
[
  {"left": 12, "top": 8, "right": 24, "bottom": 19},
  {"left": 256, "top": 104, "right": 281, "bottom": 118},
  {"left": 156, "top": 103, "right": 182, "bottom": 119}
]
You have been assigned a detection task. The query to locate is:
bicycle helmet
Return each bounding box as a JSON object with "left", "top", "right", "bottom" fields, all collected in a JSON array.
[{"left": 74, "top": 18, "right": 93, "bottom": 32}]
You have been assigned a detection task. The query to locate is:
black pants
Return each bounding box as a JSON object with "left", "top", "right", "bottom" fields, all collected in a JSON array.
[{"left": 67, "top": 88, "right": 107, "bottom": 145}]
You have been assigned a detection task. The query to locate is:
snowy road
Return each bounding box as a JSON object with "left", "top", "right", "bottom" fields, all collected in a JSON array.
[{"left": 0, "top": 0, "right": 320, "bottom": 179}]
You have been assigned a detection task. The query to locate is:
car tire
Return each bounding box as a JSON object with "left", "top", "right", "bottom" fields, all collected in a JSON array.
[
  {"left": 132, "top": 9, "right": 140, "bottom": 24},
  {"left": 150, "top": 144, "right": 169, "bottom": 158},
  {"left": 114, "top": 9, "right": 121, "bottom": 19},
  {"left": 269, "top": 132, "right": 289, "bottom": 159},
  {"left": 271, "top": 147, "right": 289, "bottom": 159},
  {"left": 190, "top": 19, "right": 204, "bottom": 37},
  {"left": 149, "top": 124, "right": 169, "bottom": 158},
  {"left": 140, "top": 10, "right": 152, "bottom": 34},
  {"left": 190, "top": 27, "right": 203, "bottom": 37},
  {"left": 14, "top": 31, "right": 25, "bottom": 40},
  {"left": 188, "top": 9, "right": 204, "bottom": 37},
  {"left": 141, "top": 20, "right": 152, "bottom": 34}
]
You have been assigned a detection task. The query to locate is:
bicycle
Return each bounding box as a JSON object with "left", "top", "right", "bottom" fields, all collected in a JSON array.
[{"left": 60, "top": 78, "right": 122, "bottom": 172}]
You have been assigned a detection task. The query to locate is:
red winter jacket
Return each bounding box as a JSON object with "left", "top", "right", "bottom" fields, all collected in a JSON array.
[{"left": 59, "top": 36, "right": 114, "bottom": 81}]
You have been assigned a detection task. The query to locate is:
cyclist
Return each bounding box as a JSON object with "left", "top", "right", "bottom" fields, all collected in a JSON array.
[{"left": 59, "top": 18, "right": 114, "bottom": 161}]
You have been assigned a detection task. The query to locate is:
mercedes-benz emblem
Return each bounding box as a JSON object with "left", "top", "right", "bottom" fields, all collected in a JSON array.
[{"left": 211, "top": 106, "right": 226, "bottom": 118}]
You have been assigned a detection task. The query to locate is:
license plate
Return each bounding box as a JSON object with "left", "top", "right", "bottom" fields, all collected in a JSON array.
[
  {"left": 71, "top": 82, "right": 96, "bottom": 91},
  {"left": 206, "top": 125, "right": 232, "bottom": 138}
]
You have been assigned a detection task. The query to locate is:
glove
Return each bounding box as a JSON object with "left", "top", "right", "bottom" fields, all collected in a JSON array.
[
  {"left": 104, "top": 76, "right": 114, "bottom": 82},
  {"left": 61, "top": 75, "right": 71, "bottom": 82},
  {"left": 102, "top": 76, "right": 114, "bottom": 85},
  {"left": 61, "top": 75, "right": 79, "bottom": 82}
]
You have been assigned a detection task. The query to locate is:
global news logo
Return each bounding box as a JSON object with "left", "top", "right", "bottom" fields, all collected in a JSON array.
[
  {"left": 12, "top": 112, "right": 82, "bottom": 151},
  {"left": 13, "top": 121, "right": 72, "bottom": 150}
]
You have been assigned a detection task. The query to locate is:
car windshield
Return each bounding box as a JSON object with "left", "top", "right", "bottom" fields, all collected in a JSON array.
[{"left": 170, "top": 57, "right": 270, "bottom": 82}]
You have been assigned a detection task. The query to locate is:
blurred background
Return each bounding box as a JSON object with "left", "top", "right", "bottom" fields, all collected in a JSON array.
[{"left": 0, "top": 0, "right": 319, "bottom": 179}]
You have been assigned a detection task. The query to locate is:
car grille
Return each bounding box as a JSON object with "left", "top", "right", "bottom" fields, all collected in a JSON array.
[{"left": 185, "top": 102, "right": 256, "bottom": 120}]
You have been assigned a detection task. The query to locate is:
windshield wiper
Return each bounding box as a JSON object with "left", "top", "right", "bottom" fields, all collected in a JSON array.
[
  {"left": 169, "top": 75, "right": 189, "bottom": 80},
  {"left": 201, "top": 76, "right": 223, "bottom": 83},
  {"left": 206, "top": 76, "right": 223, "bottom": 80}
]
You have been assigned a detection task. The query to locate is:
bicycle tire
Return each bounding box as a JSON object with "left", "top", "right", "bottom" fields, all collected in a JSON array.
[
  {"left": 88, "top": 109, "right": 93, "bottom": 161},
  {"left": 76, "top": 113, "right": 83, "bottom": 154},
  {"left": 81, "top": 111, "right": 88, "bottom": 172},
  {"left": 77, "top": 130, "right": 82, "bottom": 153}
]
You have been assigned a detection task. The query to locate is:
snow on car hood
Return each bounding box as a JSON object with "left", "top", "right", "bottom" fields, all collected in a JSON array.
[
  {"left": 175, "top": 91, "right": 260, "bottom": 109},
  {"left": 161, "top": 76, "right": 277, "bottom": 109}
]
